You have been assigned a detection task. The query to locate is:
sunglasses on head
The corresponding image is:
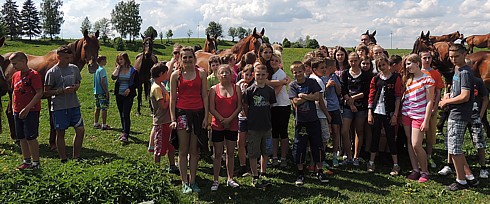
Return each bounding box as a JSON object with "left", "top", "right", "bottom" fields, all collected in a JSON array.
[{"left": 173, "top": 51, "right": 180, "bottom": 55}]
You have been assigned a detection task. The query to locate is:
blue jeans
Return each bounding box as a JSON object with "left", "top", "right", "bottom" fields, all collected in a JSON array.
[{"left": 116, "top": 94, "right": 134, "bottom": 134}]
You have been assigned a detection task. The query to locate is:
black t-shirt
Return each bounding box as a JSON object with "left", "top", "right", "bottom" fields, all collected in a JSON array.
[{"left": 244, "top": 83, "right": 276, "bottom": 131}]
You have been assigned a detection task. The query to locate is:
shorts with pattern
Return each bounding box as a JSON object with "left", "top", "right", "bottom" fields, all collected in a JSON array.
[
  {"left": 446, "top": 119, "right": 467, "bottom": 155},
  {"left": 95, "top": 94, "right": 109, "bottom": 111},
  {"left": 154, "top": 123, "right": 174, "bottom": 156},
  {"left": 468, "top": 116, "right": 486, "bottom": 149}
]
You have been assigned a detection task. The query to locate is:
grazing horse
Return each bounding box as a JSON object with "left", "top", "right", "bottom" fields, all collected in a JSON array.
[
  {"left": 462, "top": 33, "right": 490, "bottom": 53},
  {"left": 196, "top": 27, "right": 265, "bottom": 71},
  {"left": 134, "top": 33, "right": 158, "bottom": 115},
  {"left": 203, "top": 34, "right": 218, "bottom": 54},
  {"left": 429, "top": 31, "right": 464, "bottom": 44},
  {"left": 1, "top": 30, "right": 100, "bottom": 145}
]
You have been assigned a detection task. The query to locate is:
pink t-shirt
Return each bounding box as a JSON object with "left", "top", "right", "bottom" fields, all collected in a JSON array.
[{"left": 401, "top": 73, "right": 435, "bottom": 120}]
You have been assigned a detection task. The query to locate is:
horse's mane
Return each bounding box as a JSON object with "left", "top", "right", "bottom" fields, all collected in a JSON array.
[
  {"left": 231, "top": 36, "right": 251, "bottom": 54},
  {"left": 411, "top": 37, "right": 420, "bottom": 54},
  {"left": 67, "top": 39, "right": 83, "bottom": 65}
]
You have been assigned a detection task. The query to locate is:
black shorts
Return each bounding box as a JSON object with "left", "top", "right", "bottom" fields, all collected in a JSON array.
[
  {"left": 14, "top": 111, "right": 40, "bottom": 140},
  {"left": 212, "top": 129, "right": 238, "bottom": 142},
  {"left": 328, "top": 109, "right": 342, "bottom": 125}
]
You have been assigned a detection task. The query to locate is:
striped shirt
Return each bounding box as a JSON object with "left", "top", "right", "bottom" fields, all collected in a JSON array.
[{"left": 401, "top": 73, "right": 435, "bottom": 120}]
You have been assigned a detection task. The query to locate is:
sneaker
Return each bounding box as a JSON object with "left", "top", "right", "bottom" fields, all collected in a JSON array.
[
  {"left": 181, "top": 183, "right": 192, "bottom": 194},
  {"left": 340, "top": 159, "right": 353, "bottom": 166},
  {"left": 167, "top": 165, "right": 179, "bottom": 175},
  {"left": 438, "top": 166, "right": 453, "bottom": 176},
  {"left": 93, "top": 123, "right": 101, "bottom": 129},
  {"left": 190, "top": 182, "right": 201, "bottom": 193},
  {"left": 479, "top": 169, "right": 489, "bottom": 179},
  {"left": 101, "top": 125, "right": 111, "bottom": 130},
  {"left": 467, "top": 179, "right": 480, "bottom": 187},
  {"left": 119, "top": 133, "right": 128, "bottom": 142},
  {"left": 407, "top": 171, "right": 421, "bottom": 180},
  {"left": 30, "top": 162, "right": 40, "bottom": 169},
  {"left": 280, "top": 159, "right": 288, "bottom": 168},
  {"left": 272, "top": 158, "right": 279, "bottom": 168},
  {"left": 16, "top": 163, "right": 32, "bottom": 170},
  {"left": 211, "top": 181, "right": 219, "bottom": 191},
  {"left": 252, "top": 178, "right": 265, "bottom": 188},
  {"left": 390, "top": 165, "right": 401, "bottom": 176},
  {"left": 332, "top": 157, "right": 339, "bottom": 167},
  {"left": 418, "top": 173, "right": 429, "bottom": 183},
  {"left": 295, "top": 175, "right": 305, "bottom": 186},
  {"left": 227, "top": 180, "right": 240, "bottom": 188},
  {"left": 446, "top": 182, "right": 469, "bottom": 191},
  {"left": 353, "top": 158, "right": 360, "bottom": 166},
  {"left": 428, "top": 157, "right": 437, "bottom": 168},
  {"left": 367, "top": 162, "right": 375, "bottom": 173},
  {"left": 147, "top": 146, "right": 154, "bottom": 153},
  {"left": 317, "top": 172, "right": 329, "bottom": 183}
]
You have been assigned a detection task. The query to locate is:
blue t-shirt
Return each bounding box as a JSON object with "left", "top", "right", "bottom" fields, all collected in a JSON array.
[
  {"left": 288, "top": 78, "right": 321, "bottom": 122},
  {"left": 322, "top": 73, "right": 341, "bottom": 111},
  {"left": 94, "top": 66, "right": 108, "bottom": 95},
  {"left": 449, "top": 65, "right": 474, "bottom": 122}
]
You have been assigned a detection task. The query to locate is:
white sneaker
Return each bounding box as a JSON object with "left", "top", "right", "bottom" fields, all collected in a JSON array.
[
  {"left": 480, "top": 169, "right": 489, "bottom": 179},
  {"left": 438, "top": 166, "right": 453, "bottom": 176}
]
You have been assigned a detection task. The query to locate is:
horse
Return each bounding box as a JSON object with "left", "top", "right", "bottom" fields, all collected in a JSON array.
[
  {"left": 196, "top": 27, "right": 265, "bottom": 71},
  {"left": 462, "top": 33, "right": 490, "bottom": 53},
  {"left": 468, "top": 51, "right": 490, "bottom": 89},
  {"left": 203, "top": 34, "right": 218, "bottom": 54},
  {"left": 429, "top": 31, "right": 464, "bottom": 44},
  {"left": 0, "top": 36, "right": 6, "bottom": 134},
  {"left": 1, "top": 29, "right": 100, "bottom": 146},
  {"left": 363, "top": 30, "right": 377, "bottom": 45},
  {"left": 134, "top": 33, "right": 158, "bottom": 115}
]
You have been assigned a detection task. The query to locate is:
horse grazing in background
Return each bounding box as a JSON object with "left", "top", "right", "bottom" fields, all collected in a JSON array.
[
  {"left": 203, "top": 34, "right": 218, "bottom": 54},
  {"left": 1, "top": 30, "right": 100, "bottom": 146},
  {"left": 462, "top": 33, "right": 490, "bottom": 53},
  {"left": 412, "top": 31, "right": 454, "bottom": 83},
  {"left": 196, "top": 27, "right": 265, "bottom": 71},
  {"left": 429, "top": 31, "right": 464, "bottom": 44},
  {"left": 134, "top": 33, "right": 158, "bottom": 115}
]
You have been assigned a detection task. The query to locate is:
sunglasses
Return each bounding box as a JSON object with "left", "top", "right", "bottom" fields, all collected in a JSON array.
[{"left": 173, "top": 51, "right": 180, "bottom": 55}]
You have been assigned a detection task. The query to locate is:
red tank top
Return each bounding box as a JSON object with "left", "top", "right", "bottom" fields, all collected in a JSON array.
[
  {"left": 176, "top": 68, "right": 204, "bottom": 110},
  {"left": 211, "top": 83, "right": 238, "bottom": 131}
]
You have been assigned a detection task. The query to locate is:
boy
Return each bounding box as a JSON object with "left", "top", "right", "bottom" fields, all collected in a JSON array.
[
  {"left": 150, "top": 62, "right": 178, "bottom": 173},
  {"left": 322, "top": 59, "right": 342, "bottom": 167},
  {"left": 419, "top": 50, "right": 444, "bottom": 169},
  {"left": 243, "top": 64, "right": 276, "bottom": 188},
  {"left": 289, "top": 61, "right": 328, "bottom": 185},
  {"left": 45, "top": 46, "right": 85, "bottom": 163},
  {"left": 93, "top": 55, "right": 110, "bottom": 130},
  {"left": 10, "top": 52, "right": 43, "bottom": 169},
  {"left": 439, "top": 44, "right": 478, "bottom": 190}
]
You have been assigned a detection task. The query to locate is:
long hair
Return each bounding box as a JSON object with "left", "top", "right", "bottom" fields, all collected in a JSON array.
[
  {"left": 116, "top": 52, "right": 131, "bottom": 67},
  {"left": 402, "top": 54, "right": 422, "bottom": 88},
  {"left": 179, "top": 46, "right": 196, "bottom": 70},
  {"left": 258, "top": 43, "right": 273, "bottom": 65},
  {"left": 333, "top": 46, "right": 350, "bottom": 70}
]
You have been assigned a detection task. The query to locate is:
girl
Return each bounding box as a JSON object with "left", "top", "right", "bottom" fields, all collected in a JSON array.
[
  {"left": 367, "top": 56, "right": 402, "bottom": 175},
  {"left": 333, "top": 46, "right": 350, "bottom": 79},
  {"left": 269, "top": 52, "right": 291, "bottom": 168},
  {"left": 360, "top": 56, "right": 374, "bottom": 73},
  {"left": 169, "top": 46, "right": 209, "bottom": 193},
  {"left": 257, "top": 43, "right": 274, "bottom": 80},
  {"left": 209, "top": 65, "right": 242, "bottom": 191},
  {"left": 112, "top": 52, "right": 139, "bottom": 142},
  {"left": 401, "top": 54, "right": 435, "bottom": 183},
  {"left": 236, "top": 64, "right": 254, "bottom": 176},
  {"left": 340, "top": 52, "right": 371, "bottom": 166},
  {"left": 207, "top": 55, "right": 221, "bottom": 90}
]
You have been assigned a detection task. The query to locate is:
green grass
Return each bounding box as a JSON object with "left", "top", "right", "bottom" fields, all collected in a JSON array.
[{"left": 0, "top": 39, "right": 489, "bottom": 203}]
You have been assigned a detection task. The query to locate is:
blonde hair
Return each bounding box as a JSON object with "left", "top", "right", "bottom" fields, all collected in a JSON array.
[{"left": 402, "top": 54, "right": 422, "bottom": 87}]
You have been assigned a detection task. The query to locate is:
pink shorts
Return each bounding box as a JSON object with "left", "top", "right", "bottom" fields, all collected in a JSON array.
[
  {"left": 154, "top": 123, "right": 175, "bottom": 156},
  {"left": 402, "top": 115, "right": 423, "bottom": 129}
]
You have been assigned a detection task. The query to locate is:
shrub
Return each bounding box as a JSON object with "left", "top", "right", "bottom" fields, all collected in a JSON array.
[{"left": 114, "top": 37, "right": 125, "bottom": 51}]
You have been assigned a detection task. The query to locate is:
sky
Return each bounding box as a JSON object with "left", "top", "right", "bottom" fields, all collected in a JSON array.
[{"left": 26, "top": 0, "right": 490, "bottom": 48}]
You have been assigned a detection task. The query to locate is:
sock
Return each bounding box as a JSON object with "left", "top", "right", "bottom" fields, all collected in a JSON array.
[
  {"left": 369, "top": 161, "right": 374, "bottom": 165},
  {"left": 32, "top": 161, "right": 40, "bottom": 166},
  {"left": 94, "top": 122, "right": 99, "bottom": 126},
  {"left": 394, "top": 163, "right": 399, "bottom": 167},
  {"left": 466, "top": 174, "right": 475, "bottom": 180},
  {"left": 23, "top": 158, "right": 31, "bottom": 164},
  {"left": 456, "top": 179, "right": 467, "bottom": 185},
  {"left": 413, "top": 168, "right": 420, "bottom": 172}
]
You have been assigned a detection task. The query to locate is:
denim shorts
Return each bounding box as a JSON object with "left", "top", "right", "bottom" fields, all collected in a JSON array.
[
  {"left": 342, "top": 107, "right": 367, "bottom": 120},
  {"left": 52, "top": 107, "right": 84, "bottom": 130}
]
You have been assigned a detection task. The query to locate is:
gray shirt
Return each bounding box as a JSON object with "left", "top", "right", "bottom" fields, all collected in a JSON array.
[
  {"left": 449, "top": 65, "right": 474, "bottom": 122},
  {"left": 45, "top": 64, "right": 82, "bottom": 111}
]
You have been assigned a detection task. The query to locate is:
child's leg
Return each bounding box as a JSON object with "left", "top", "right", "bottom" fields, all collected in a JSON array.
[
  {"left": 225, "top": 138, "right": 237, "bottom": 180},
  {"left": 426, "top": 113, "right": 438, "bottom": 158},
  {"left": 56, "top": 130, "right": 67, "bottom": 160},
  {"left": 353, "top": 115, "right": 365, "bottom": 159},
  {"left": 411, "top": 127, "right": 428, "bottom": 173},
  {"left": 188, "top": 132, "right": 200, "bottom": 184},
  {"left": 238, "top": 131, "right": 247, "bottom": 166},
  {"left": 213, "top": 141, "right": 224, "bottom": 182},
  {"left": 403, "top": 125, "right": 418, "bottom": 170},
  {"left": 168, "top": 149, "right": 176, "bottom": 166},
  {"left": 178, "top": 130, "right": 190, "bottom": 183},
  {"left": 280, "top": 138, "right": 289, "bottom": 161},
  {"left": 369, "top": 115, "right": 383, "bottom": 162},
  {"left": 272, "top": 137, "right": 279, "bottom": 161},
  {"left": 27, "top": 139, "right": 40, "bottom": 163},
  {"left": 249, "top": 157, "right": 258, "bottom": 176},
  {"left": 332, "top": 124, "right": 340, "bottom": 157},
  {"left": 382, "top": 116, "right": 398, "bottom": 165},
  {"left": 341, "top": 118, "right": 353, "bottom": 160},
  {"left": 19, "top": 139, "right": 31, "bottom": 161},
  {"left": 94, "top": 108, "right": 100, "bottom": 124},
  {"left": 102, "top": 110, "right": 108, "bottom": 126},
  {"left": 73, "top": 126, "right": 85, "bottom": 159},
  {"left": 148, "top": 126, "right": 155, "bottom": 150}
]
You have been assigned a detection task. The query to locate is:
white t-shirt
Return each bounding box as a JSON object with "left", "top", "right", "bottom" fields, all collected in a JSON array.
[
  {"left": 309, "top": 73, "right": 327, "bottom": 119},
  {"left": 271, "top": 68, "right": 291, "bottom": 107}
]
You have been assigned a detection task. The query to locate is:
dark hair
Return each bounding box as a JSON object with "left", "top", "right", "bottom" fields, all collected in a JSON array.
[
  {"left": 57, "top": 45, "right": 72, "bottom": 55},
  {"left": 325, "top": 59, "right": 336, "bottom": 67},
  {"left": 150, "top": 61, "right": 169, "bottom": 78},
  {"left": 374, "top": 55, "right": 389, "bottom": 68},
  {"left": 333, "top": 46, "right": 350, "bottom": 70},
  {"left": 311, "top": 58, "right": 324, "bottom": 69},
  {"left": 116, "top": 52, "right": 131, "bottom": 67},
  {"left": 388, "top": 55, "right": 402, "bottom": 66},
  {"left": 258, "top": 43, "right": 273, "bottom": 64},
  {"left": 449, "top": 43, "right": 466, "bottom": 54},
  {"left": 97, "top": 55, "right": 107, "bottom": 63},
  {"left": 290, "top": 61, "right": 305, "bottom": 71}
]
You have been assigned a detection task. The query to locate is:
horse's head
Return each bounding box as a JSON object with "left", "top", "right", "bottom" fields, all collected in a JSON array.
[
  {"left": 141, "top": 33, "right": 154, "bottom": 58},
  {"left": 249, "top": 27, "right": 265, "bottom": 56},
  {"left": 82, "top": 29, "right": 100, "bottom": 74},
  {"left": 456, "top": 31, "right": 464, "bottom": 40},
  {"left": 204, "top": 34, "right": 218, "bottom": 54},
  {"left": 362, "top": 30, "right": 377, "bottom": 45},
  {"left": 412, "top": 31, "right": 432, "bottom": 54}
]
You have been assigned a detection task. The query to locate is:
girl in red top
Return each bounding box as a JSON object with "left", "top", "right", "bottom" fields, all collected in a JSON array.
[
  {"left": 209, "top": 65, "right": 242, "bottom": 191},
  {"left": 169, "top": 46, "right": 209, "bottom": 194}
]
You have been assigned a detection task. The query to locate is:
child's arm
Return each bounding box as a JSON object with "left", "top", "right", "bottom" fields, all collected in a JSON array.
[
  {"left": 20, "top": 87, "right": 43, "bottom": 119},
  {"left": 480, "top": 96, "right": 489, "bottom": 119},
  {"left": 169, "top": 71, "right": 179, "bottom": 128},
  {"left": 208, "top": 86, "right": 223, "bottom": 121},
  {"left": 111, "top": 66, "right": 120, "bottom": 80},
  {"left": 200, "top": 69, "right": 209, "bottom": 129},
  {"left": 223, "top": 85, "right": 243, "bottom": 127},
  {"left": 101, "top": 74, "right": 109, "bottom": 99},
  {"left": 158, "top": 88, "right": 170, "bottom": 110},
  {"left": 293, "top": 92, "right": 320, "bottom": 105}
]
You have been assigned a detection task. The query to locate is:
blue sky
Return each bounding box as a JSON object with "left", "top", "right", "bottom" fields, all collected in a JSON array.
[{"left": 26, "top": 0, "right": 490, "bottom": 48}]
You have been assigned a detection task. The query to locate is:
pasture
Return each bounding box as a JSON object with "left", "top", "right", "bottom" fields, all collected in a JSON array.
[{"left": 0, "top": 38, "right": 489, "bottom": 203}]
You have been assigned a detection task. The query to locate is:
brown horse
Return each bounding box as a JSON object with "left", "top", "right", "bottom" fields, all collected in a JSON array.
[
  {"left": 203, "top": 34, "right": 218, "bottom": 54},
  {"left": 196, "top": 27, "right": 265, "bottom": 71},
  {"left": 429, "top": 31, "right": 464, "bottom": 44},
  {"left": 412, "top": 31, "right": 454, "bottom": 83},
  {"left": 468, "top": 51, "right": 490, "bottom": 89},
  {"left": 462, "top": 33, "right": 490, "bottom": 53},
  {"left": 363, "top": 30, "right": 377, "bottom": 45},
  {"left": 1, "top": 30, "right": 100, "bottom": 145},
  {"left": 0, "top": 36, "right": 6, "bottom": 134},
  {"left": 134, "top": 33, "right": 158, "bottom": 115}
]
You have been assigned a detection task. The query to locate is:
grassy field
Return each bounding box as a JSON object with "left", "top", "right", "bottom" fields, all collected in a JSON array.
[{"left": 0, "top": 38, "right": 489, "bottom": 203}]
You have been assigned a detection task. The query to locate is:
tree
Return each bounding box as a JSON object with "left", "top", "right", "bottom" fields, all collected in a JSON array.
[
  {"left": 0, "top": 21, "right": 7, "bottom": 38},
  {"left": 236, "top": 26, "right": 247, "bottom": 40},
  {"left": 165, "top": 29, "right": 173, "bottom": 43},
  {"left": 263, "top": 36, "right": 270, "bottom": 44},
  {"left": 246, "top": 28, "right": 252, "bottom": 36},
  {"left": 306, "top": 38, "right": 319, "bottom": 49},
  {"left": 39, "top": 0, "right": 64, "bottom": 40},
  {"left": 111, "top": 0, "right": 142, "bottom": 42},
  {"left": 143, "top": 26, "right": 157, "bottom": 40},
  {"left": 186, "top": 29, "right": 193, "bottom": 43},
  {"left": 93, "top": 18, "right": 111, "bottom": 43},
  {"left": 205, "top": 21, "right": 222, "bottom": 39},
  {"left": 282, "top": 38, "right": 291, "bottom": 48},
  {"left": 159, "top": 31, "right": 163, "bottom": 44},
  {"left": 80, "top": 16, "right": 91, "bottom": 33},
  {"left": 2, "top": 0, "right": 21, "bottom": 40},
  {"left": 228, "top": 27, "right": 237, "bottom": 42},
  {"left": 20, "top": 0, "right": 41, "bottom": 40}
]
